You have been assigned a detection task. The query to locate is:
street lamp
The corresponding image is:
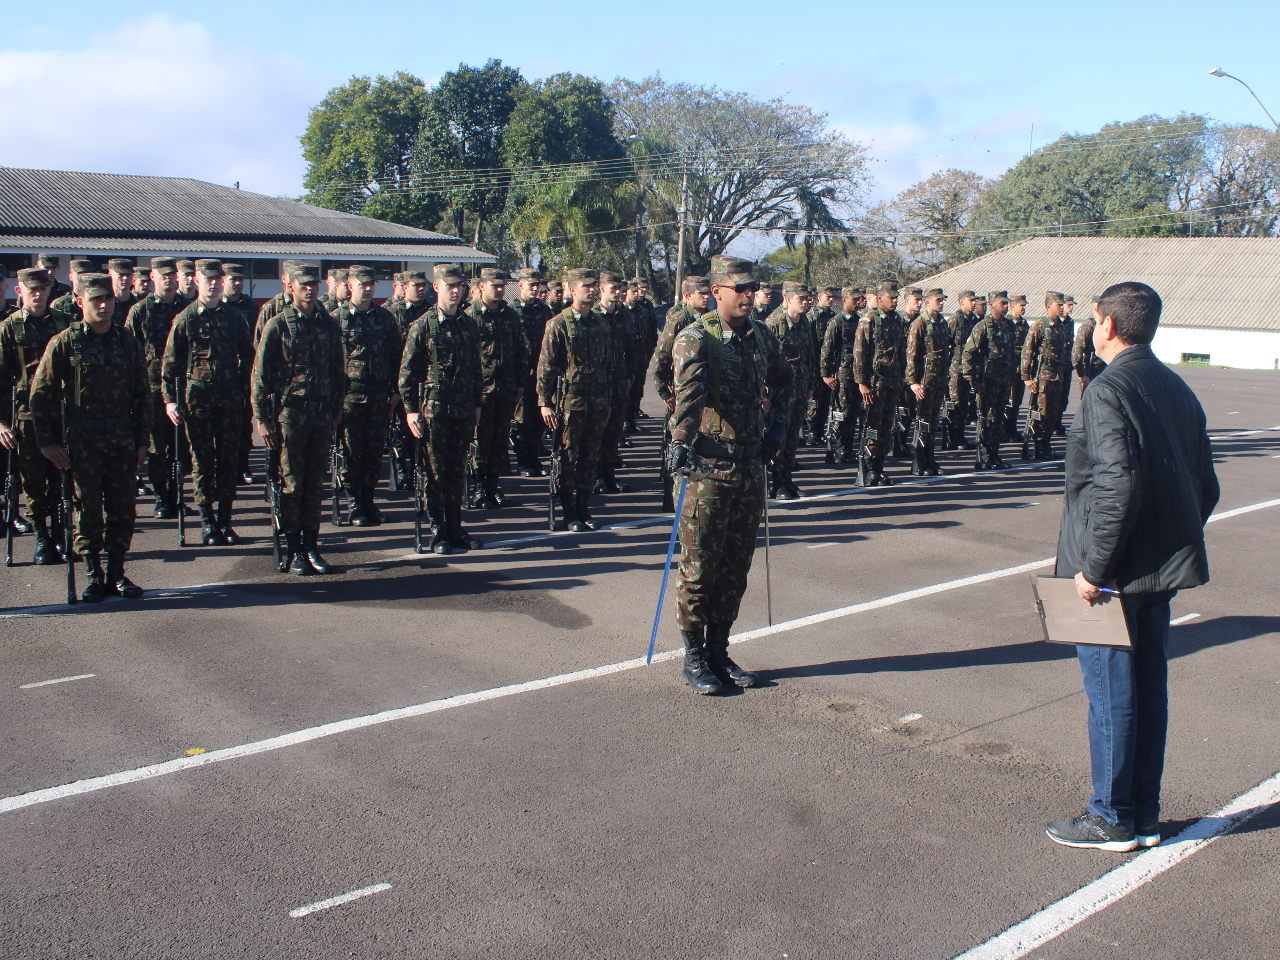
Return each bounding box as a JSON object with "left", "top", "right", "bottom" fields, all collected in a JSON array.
[{"left": 1209, "top": 68, "right": 1280, "bottom": 130}]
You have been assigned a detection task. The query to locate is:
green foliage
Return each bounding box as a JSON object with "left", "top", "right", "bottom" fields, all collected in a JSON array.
[{"left": 502, "top": 74, "right": 626, "bottom": 169}]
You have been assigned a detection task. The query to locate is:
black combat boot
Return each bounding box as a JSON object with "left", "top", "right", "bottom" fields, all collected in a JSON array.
[
  {"left": 974, "top": 438, "right": 991, "bottom": 471},
  {"left": 303, "top": 529, "right": 331, "bottom": 574},
  {"left": 32, "top": 516, "right": 62, "bottom": 565},
  {"left": 924, "top": 437, "right": 943, "bottom": 477},
  {"left": 363, "top": 490, "right": 382, "bottom": 526},
  {"left": 681, "top": 627, "right": 726, "bottom": 695},
  {"left": 768, "top": 470, "right": 781, "bottom": 499},
  {"left": 81, "top": 553, "right": 106, "bottom": 603},
  {"left": 556, "top": 487, "right": 577, "bottom": 533},
  {"left": 705, "top": 621, "right": 758, "bottom": 687},
  {"left": 873, "top": 455, "right": 893, "bottom": 487},
  {"left": 447, "top": 505, "right": 482, "bottom": 551},
  {"left": 429, "top": 509, "right": 450, "bottom": 554},
  {"left": 1041, "top": 436, "right": 1056, "bottom": 460},
  {"left": 105, "top": 553, "right": 143, "bottom": 599},
  {"left": 199, "top": 505, "right": 225, "bottom": 545},
  {"left": 856, "top": 453, "right": 876, "bottom": 487},
  {"left": 989, "top": 441, "right": 1008, "bottom": 470},
  {"left": 576, "top": 490, "right": 599, "bottom": 531},
  {"left": 910, "top": 445, "right": 926, "bottom": 477},
  {"left": 472, "top": 476, "right": 497, "bottom": 509},
  {"left": 782, "top": 473, "right": 801, "bottom": 500},
  {"left": 217, "top": 502, "right": 241, "bottom": 545},
  {"left": 286, "top": 531, "right": 312, "bottom": 576},
  {"left": 603, "top": 465, "right": 630, "bottom": 493},
  {"left": 490, "top": 476, "right": 507, "bottom": 507},
  {"left": 345, "top": 488, "right": 366, "bottom": 526}
]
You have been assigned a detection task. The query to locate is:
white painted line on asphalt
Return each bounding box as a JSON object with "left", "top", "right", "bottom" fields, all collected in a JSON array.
[
  {"left": 289, "top": 883, "right": 392, "bottom": 918},
  {"left": 1228, "top": 411, "right": 1239, "bottom": 415},
  {"left": 1171, "top": 613, "right": 1200, "bottom": 626},
  {"left": 1012, "top": 502, "right": 1039, "bottom": 509},
  {"left": 950, "top": 769, "right": 1280, "bottom": 960},
  {"left": 19, "top": 674, "right": 95, "bottom": 690},
  {"left": 806, "top": 542, "right": 838, "bottom": 550},
  {"left": 2, "top": 495, "right": 1276, "bottom": 818},
  {"left": 897, "top": 713, "right": 923, "bottom": 724},
  {"left": 1209, "top": 424, "right": 1280, "bottom": 440}
]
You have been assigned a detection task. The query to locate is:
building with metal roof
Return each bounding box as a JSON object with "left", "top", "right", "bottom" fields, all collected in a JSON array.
[
  {"left": 0, "top": 166, "right": 494, "bottom": 301},
  {"left": 914, "top": 236, "right": 1280, "bottom": 370}
]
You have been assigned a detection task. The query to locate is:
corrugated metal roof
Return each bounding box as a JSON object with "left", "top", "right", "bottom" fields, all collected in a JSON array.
[
  {"left": 914, "top": 237, "right": 1280, "bottom": 332},
  {"left": 0, "top": 165, "right": 478, "bottom": 248},
  {"left": 0, "top": 235, "right": 493, "bottom": 263}
]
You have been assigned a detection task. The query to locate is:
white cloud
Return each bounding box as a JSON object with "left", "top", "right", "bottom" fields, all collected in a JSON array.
[{"left": 0, "top": 16, "right": 324, "bottom": 197}]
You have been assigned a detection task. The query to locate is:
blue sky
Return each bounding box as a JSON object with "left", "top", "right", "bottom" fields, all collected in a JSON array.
[{"left": 2, "top": 0, "right": 1276, "bottom": 256}]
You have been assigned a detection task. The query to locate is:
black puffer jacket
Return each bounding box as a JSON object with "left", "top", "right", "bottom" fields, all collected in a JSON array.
[{"left": 1055, "top": 344, "right": 1219, "bottom": 593}]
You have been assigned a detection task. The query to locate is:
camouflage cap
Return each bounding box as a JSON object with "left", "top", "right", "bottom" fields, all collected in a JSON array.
[
  {"left": 598, "top": 269, "right": 624, "bottom": 285},
  {"left": 1009, "top": 294, "right": 1028, "bottom": 304},
  {"left": 565, "top": 268, "right": 599, "bottom": 285},
  {"left": 1045, "top": 290, "right": 1066, "bottom": 304},
  {"left": 758, "top": 282, "right": 775, "bottom": 292},
  {"left": 329, "top": 268, "right": 349, "bottom": 282},
  {"left": 875, "top": 280, "right": 900, "bottom": 295},
  {"left": 682, "top": 275, "right": 711, "bottom": 295},
  {"left": 626, "top": 278, "right": 642, "bottom": 291},
  {"left": 17, "top": 267, "right": 52, "bottom": 288},
  {"left": 196, "top": 259, "right": 225, "bottom": 278},
  {"left": 37, "top": 253, "right": 60, "bottom": 269},
  {"left": 987, "top": 290, "right": 1009, "bottom": 303},
  {"left": 901, "top": 286, "right": 924, "bottom": 298},
  {"left": 709, "top": 256, "right": 756, "bottom": 286},
  {"left": 403, "top": 270, "right": 427, "bottom": 284},
  {"left": 107, "top": 257, "right": 135, "bottom": 273},
  {"left": 289, "top": 264, "right": 321, "bottom": 284},
  {"left": 841, "top": 285, "right": 864, "bottom": 298},
  {"left": 820, "top": 285, "right": 840, "bottom": 295},
  {"left": 432, "top": 263, "right": 465, "bottom": 284},
  {"left": 150, "top": 257, "right": 177, "bottom": 275},
  {"left": 348, "top": 265, "right": 377, "bottom": 283},
  {"left": 70, "top": 258, "right": 96, "bottom": 274},
  {"left": 1063, "top": 294, "right": 1077, "bottom": 304},
  {"left": 176, "top": 259, "right": 196, "bottom": 274},
  {"left": 974, "top": 295, "right": 987, "bottom": 304},
  {"left": 924, "top": 288, "right": 946, "bottom": 299},
  {"left": 222, "top": 262, "right": 246, "bottom": 279},
  {"left": 78, "top": 273, "right": 114, "bottom": 298},
  {"left": 958, "top": 289, "right": 977, "bottom": 300},
  {"left": 782, "top": 280, "right": 810, "bottom": 297},
  {"left": 517, "top": 267, "right": 543, "bottom": 282},
  {"left": 479, "top": 267, "right": 509, "bottom": 282}
]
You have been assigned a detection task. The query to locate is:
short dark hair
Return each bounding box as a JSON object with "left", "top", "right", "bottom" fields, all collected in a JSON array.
[{"left": 1098, "top": 281, "right": 1161, "bottom": 345}]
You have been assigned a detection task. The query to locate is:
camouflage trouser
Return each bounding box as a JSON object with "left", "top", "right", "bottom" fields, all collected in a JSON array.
[
  {"left": 811, "top": 380, "right": 832, "bottom": 441},
  {"left": 280, "top": 421, "right": 330, "bottom": 532},
  {"left": 339, "top": 395, "right": 388, "bottom": 490},
  {"left": 1007, "top": 379, "right": 1027, "bottom": 435},
  {"left": 425, "top": 414, "right": 471, "bottom": 509},
  {"left": 601, "top": 380, "right": 631, "bottom": 464},
  {"left": 675, "top": 463, "right": 765, "bottom": 630},
  {"left": 14, "top": 418, "right": 61, "bottom": 517},
  {"left": 915, "top": 382, "right": 944, "bottom": 429},
  {"left": 560, "top": 404, "right": 608, "bottom": 493},
  {"left": 474, "top": 388, "right": 517, "bottom": 476},
  {"left": 834, "top": 376, "right": 862, "bottom": 447},
  {"left": 1033, "top": 379, "right": 1069, "bottom": 435},
  {"left": 145, "top": 390, "right": 176, "bottom": 499},
  {"left": 975, "top": 382, "right": 1010, "bottom": 447},
  {"left": 772, "top": 391, "right": 808, "bottom": 475},
  {"left": 69, "top": 439, "right": 137, "bottom": 555},
  {"left": 239, "top": 400, "right": 254, "bottom": 472},
  {"left": 513, "top": 377, "right": 544, "bottom": 467},
  {"left": 389, "top": 399, "right": 413, "bottom": 465},
  {"left": 186, "top": 401, "right": 242, "bottom": 506},
  {"left": 864, "top": 379, "right": 900, "bottom": 459},
  {"left": 629, "top": 349, "right": 650, "bottom": 416}
]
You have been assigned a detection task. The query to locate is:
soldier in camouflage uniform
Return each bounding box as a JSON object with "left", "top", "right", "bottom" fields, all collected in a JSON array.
[
  {"left": 1021, "top": 291, "right": 1074, "bottom": 460},
  {"left": 174, "top": 260, "right": 197, "bottom": 306},
  {"left": 944, "top": 290, "right": 980, "bottom": 450},
  {"left": 387, "top": 270, "right": 432, "bottom": 490},
  {"left": 132, "top": 266, "right": 153, "bottom": 299},
  {"left": 252, "top": 264, "right": 344, "bottom": 575},
  {"left": 666, "top": 256, "right": 792, "bottom": 696},
  {"left": 321, "top": 268, "right": 349, "bottom": 313},
  {"left": 512, "top": 268, "right": 552, "bottom": 477},
  {"left": 763, "top": 281, "right": 816, "bottom": 499},
  {"left": 220, "top": 263, "right": 258, "bottom": 483},
  {"left": 399, "top": 263, "right": 482, "bottom": 554},
  {"left": 50, "top": 258, "right": 95, "bottom": 324},
  {"left": 30, "top": 274, "right": 149, "bottom": 602},
  {"left": 333, "top": 265, "right": 400, "bottom": 526},
  {"left": 536, "top": 268, "right": 612, "bottom": 533},
  {"left": 905, "top": 287, "right": 953, "bottom": 477},
  {"left": 749, "top": 282, "right": 774, "bottom": 325},
  {"left": 651, "top": 277, "right": 712, "bottom": 412},
  {"left": 852, "top": 281, "right": 907, "bottom": 486},
  {"left": 382, "top": 272, "right": 405, "bottom": 312},
  {"left": 806, "top": 285, "right": 838, "bottom": 447},
  {"left": 961, "top": 290, "right": 1018, "bottom": 470},
  {"left": 0, "top": 268, "right": 73, "bottom": 563},
  {"left": 819, "top": 285, "right": 866, "bottom": 465},
  {"left": 1072, "top": 296, "right": 1105, "bottom": 394},
  {"left": 162, "top": 260, "right": 254, "bottom": 545},
  {"left": 39, "top": 255, "right": 72, "bottom": 302},
  {"left": 893, "top": 286, "right": 925, "bottom": 457},
  {"left": 595, "top": 270, "right": 636, "bottom": 495},
  {"left": 625, "top": 277, "right": 658, "bottom": 427},
  {"left": 125, "top": 257, "right": 186, "bottom": 518},
  {"left": 468, "top": 267, "right": 527, "bottom": 508},
  {"left": 107, "top": 258, "right": 140, "bottom": 326},
  {"left": 1006, "top": 294, "right": 1031, "bottom": 439},
  {"left": 0, "top": 271, "right": 11, "bottom": 322},
  {"left": 254, "top": 261, "right": 298, "bottom": 344},
  {"left": 544, "top": 276, "right": 565, "bottom": 315}
]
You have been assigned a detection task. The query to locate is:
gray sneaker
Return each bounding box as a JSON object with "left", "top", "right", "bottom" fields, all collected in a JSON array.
[{"left": 1046, "top": 812, "right": 1139, "bottom": 852}]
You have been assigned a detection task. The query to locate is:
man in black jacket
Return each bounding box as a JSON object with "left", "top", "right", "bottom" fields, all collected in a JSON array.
[{"left": 1047, "top": 281, "right": 1219, "bottom": 852}]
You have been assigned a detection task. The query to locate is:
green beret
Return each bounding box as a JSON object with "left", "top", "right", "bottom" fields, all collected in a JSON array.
[
  {"left": 70, "top": 258, "right": 96, "bottom": 274},
  {"left": 479, "top": 267, "right": 509, "bottom": 282},
  {"left": 17, "top": 267, "right": 52, "bottom": 289},
  {"left": 782, "top": 281, "right": 810, "bottom": 296},
  {"left": 289, "top": 265, "right": 320, "bottom": 284},
  {"left": 1045, "top": 290, "right": 1066, "bottom": 304},
  {"left": 196, "top": 259, "right": 225, "bottom": 278},
  {"left": 78, "top": 273, "right": 114, "bottom": 298},
  {"left": 150, "top": 257, "right": 177, "bottom": 275},
  {"left": 875, "top": 280, "right": 900, "bottom": 295},
  {"left": 107, "top": 257, "right": 135, "bottom": 273},
  {"left": 957, "top": 289, "right": 977, "bottom": 300},
  {"left": 433, "top": 263, "right": 465, "bottom": 284},
  {"left": 987, "top": 290, "right": 1009, "bottom": 303},
  {"left": 682, "top": 276, "right": 711, "bottom": 295},
  {"left": 348, "top": 265, "right": 376, "bottom": 283},
  {"left": 222, "top": 262, "right": 246, "bottom": 279},
  {"left": 900, "top": 286, "right": 924, "bottom": 298},
  {"left": 924, "top": 288, "right": 946, "bottom": 300},
  {"left": 37, "top": 254, "right": 60, "bottom": 269},
  {"left": 1010, "top": 294, "right": 1028, "bottom": 304},
  {"left": 841, "top": 285, "right": 864, "bottom": 298},
  {"left": 709, "top": 256, "right": 756, "bottom": 286},
  {"left": 566, "top": 268, "right": 599, "bottom": 285},
  {"left": 517, "top": 267, "right": 543, "bottom": 282}
]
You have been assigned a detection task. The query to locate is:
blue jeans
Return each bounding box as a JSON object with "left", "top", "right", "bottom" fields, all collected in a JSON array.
[{"left": 1077, "top": 591, "right": 1175, "bottom": 829}]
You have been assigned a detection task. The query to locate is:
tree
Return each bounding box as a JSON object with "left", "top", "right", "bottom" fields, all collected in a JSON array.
[
  {"left": 766, "top": 184, "right": 848, "bottom": 286},
  {"left": 1194, "top": 124, "right": 1280, "bottom": 236},
  {"left": 300, "top": 72, "right": 440, "bottom": 229},
  {"left": 501, "top": 73, "right": 626, "bottom": 169},
  {"left": 609, "top": 76, "right": 868, "bottom": 272},
  {"left": 889, "top": 169, "right": 987, "bottom": 272},
  {"left": 509, "top": 170, "right": 637, "bottom": 271}
]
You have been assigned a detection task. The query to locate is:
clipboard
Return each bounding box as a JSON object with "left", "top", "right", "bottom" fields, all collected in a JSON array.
[{"left": 1030, "top": 575, "right": 1132, "bottom": 648}]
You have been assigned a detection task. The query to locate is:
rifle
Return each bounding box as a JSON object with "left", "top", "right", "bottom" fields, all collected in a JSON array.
[
  {"left": 464, "top": 439, "right": 478, "bottom": 507},
  {"left": 59, "top": 396, "right": 76, "bottom": 604},
  {"left": 1023, "top": 406, "right": 1039, "bottom": 460},
  {"left": 5, "top": 387, "right": 17, "bottom": 566},
  {"left": 330, "top": 430, "right": 348, "bottom": 526},
  {"left": 263, "top": 400, "right": 284, "bottom": 570},
  {"left": 413, "top": 434, "right": 426, "bottom": 554},
  {"left": 893, "top": 395, "right": 911, "bottom": 458},
  {"left": 547, "top": 379, "right": 566, "bottom": 532},
  {"left": 854, "top": 405, "right": 873, "bottom": 487},
  {"left": 939, "top": 399, "right": 956, "bottom": 451},
  {"left": 659, "top": 415, "right": 674, "bottom": 512},
  {"left": 825, "top": 406, "right": 844, "bottom": 466},
  {"left": 173, "top": 374, "right": 186, "bottom": 546}
]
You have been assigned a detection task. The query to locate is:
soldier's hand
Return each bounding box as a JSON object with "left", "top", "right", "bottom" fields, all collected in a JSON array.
[
  {"left": 406, "top": 412, "right": 426, "bottom": 439},
  {"left": 165, "top": 402, "right": 182, "bottom": 426},
  {"left": 666, "top": 442, "right": 695, "bottom": 477},
  {"left": 540, "top": 406, "right": 558, "bottom": 430},
  {"left": 41, "top": 444, "right": 70, "bottom": 470},
  {"left": 388, "top": 393, "right": 401, "bottom": 413},
  {"left": 858, "top": 384, "right": 874, "bottom": 403},
  {"left": 0, "top": 423, "right": 16, "bottom": 451},
  {"left": 136, "top": 445, "right": 148, "bottom": 470},
  {"left": 664, "top": 397, "right": 675, "bottom": 412},
  {"left": 1024, "top": 379, "right": 1036, "bottom": 391},
  {"left": 823, "top": 376, "right": 837, "bottom": 390},
  {"left": 910, "top": 383, "right": 925, "bottom": 401},
  {"left": 256, "top": 419, "right": 279, "bottom": 451}
]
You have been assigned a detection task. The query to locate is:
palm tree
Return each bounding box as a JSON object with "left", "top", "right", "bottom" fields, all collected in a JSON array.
[
  {"left": 766, "top": 185, "right": 848, "bottom": 286},
  {"left": 510, "top": 168, "right": 636, "bottom": 269}
]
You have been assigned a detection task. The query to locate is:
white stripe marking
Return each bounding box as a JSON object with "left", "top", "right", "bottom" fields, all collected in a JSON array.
[
  {"left": 1171, "top": 613, "right": 1200, "bottom": 626},
  {"left": 1209, "top": 424, "right": 1280, "bottom": 440},
  {"left": 950, "top": 770, "right": 1280, "bottom": 960},
  {"left": 19, "top": 673, "right": 95, "bottom": 689},
  {"left": 0, "top": 496, "right": 1275, "bottom": 817},
  {"left": 897, "top": 713, "right": 923, "bottom": 724},
  {"left": 806, "top": 542, "right": 838, "bottom": 550},
  {"left": 289, "top": 883, "right": 392, "bottom": 918}
]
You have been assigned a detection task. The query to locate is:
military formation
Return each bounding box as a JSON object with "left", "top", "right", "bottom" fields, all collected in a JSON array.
[{"left": 1, "top": 253, "right": 1102, "bottom": 693}]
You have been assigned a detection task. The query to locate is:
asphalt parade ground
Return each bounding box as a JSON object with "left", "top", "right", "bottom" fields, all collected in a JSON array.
[{"left": 2, "top": 366, "right": 1277, "bottom": 960}]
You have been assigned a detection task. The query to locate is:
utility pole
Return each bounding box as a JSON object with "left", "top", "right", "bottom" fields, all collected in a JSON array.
[{"left": 673, "top": 166, "right": 689, "bottom": 300}]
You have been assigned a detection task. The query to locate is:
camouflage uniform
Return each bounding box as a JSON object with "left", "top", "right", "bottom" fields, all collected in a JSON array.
[
  {"left": 852, "top": 293, "right": 907, "bottom": 485},
  {"left": 126, "top": 286, "right": 187, "bottom": 515},
  {"left": 162, "top": 293, "right": 254, "bottom": 540},
  {"left": 627, "top": 287, "right": 658, "bottom": 421},
  {"left": 0, "top": 293, "right": 73, "bottom": 560},
  {"left": 254, "top": 291, "right": 290, "bottom": 345},
  {"left": 1072, "top": 315, "right": 1105, "bottom": 387},
  {"left": 1007, "top": 306, "right": 1032, "bottom": 436},
  {"left": 961, "top": 293, "right": 1019, "bottom": 469},
  {"left": 334, "top": 292, "right": 401, "bottom": 524},
  {"left": 651, "top": 300, "right": 703, "bottom": 408},
  {"left": 596, "top": 295, "right": 637, "bottom": 492},
  {"left": 513, "top": 287, "right": 553, "bottom": 474},
  {"left": 222, "top": 278, "right": 259, "bottom": 479},
  {"left": 763, "top": 293, "right": 816, "bottom": 497},
  {"left": 807, "top": 294, "right": 837, "bottom": 446},
  {"left": 1020, "top": 297, "right": 1074, "bottom": 459},
  {"left": 904, "top": 295, "right": 953, "bottom": 476},
  {"left": 945, "top": 297, "right": 980, "bottom": 448},
  {"left": 386, "top": 289, "right": 431, "bottom": 489},
  {"left": 668, "top": 256, "right": 792, "bottom": 695},
  {"left": 468, "top": 284, "right": 528, "bottom": 503},
  {"left": 819, "top": 298, "right": 864, "bottom": 463}
]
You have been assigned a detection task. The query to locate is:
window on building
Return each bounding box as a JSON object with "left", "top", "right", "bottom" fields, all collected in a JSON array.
[{"left": 1180, "top": 353, "right": 1210, "bottom": 365}]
